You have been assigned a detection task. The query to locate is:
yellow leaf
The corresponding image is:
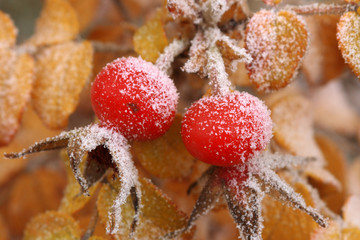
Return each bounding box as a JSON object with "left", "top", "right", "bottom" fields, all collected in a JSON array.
[
  {"left": 32, "top": 41, "right": 93, "bottom": 129},
  {"left": 0, "top": 50, "right": 34, "bottom": 146},
  {"left": 337, "top": 11, "right": 360, "bottom": 79},
  {"left": 133, "top": 9, "right": 168, "bottom": 63},
  {"left": 28, "top": 0, "right": 79, "bottom": 46},
  {"left": 262, "top": 181, "right": 319, "bottom": 240},
  {"left": 24, "top": 211, "right": 81, "bottom": 240},
  {"left": 245, "top": 10, "right": 308, "bottom": 92},
  {"left": 0, "top": 10, "right": 17, "bottom": 48},
  {"left": 132, "top": 115, "right": 195, "bottom": 179}
]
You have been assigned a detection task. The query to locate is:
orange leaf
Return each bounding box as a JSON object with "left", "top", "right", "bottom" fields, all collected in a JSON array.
[
  {"left": 0, "top": 214, "right": 10, "bottom": 240},
  {"left": 24, "top": 211, "right": 81, "bottom": 240},
  {"left": 28, "top": 0, "right": 79, "bottom": 46},
  {"left": 270, "top": 94, "right": 323, "bottom": 161},
  {"left": 97, "top": 177, "right": 189, "bottom": 239},
  {"left": 245, "top": 10, "right": 308, "bottom": 92},
  {"left": 337, "top": 11, "right": 360, "bottom": 79},
  {"left": 4, "top": 168, "right": 66, "bottom": 236},
  {"left": 133, "top": 8, "right": 168, "bottom": 63},
  {"left": 0, "top": 10, "right": 17, "bottom": 48},
  {"left": 32, "top": 41, "right": 93, "bottom": 129},
  {"left": 302, "top": 15, "right": 345, "bottom": 85},
  {"left": 132, "top": 115, "right": 195, "bottom": 179},
  {"left": 0, "top": 50, "right": 34, "bottom": 146},
  {"left": 262, "top": 181, "right": 320, "bottom": 240},
  {"left": 68, "top": 0, "right": 100, "bottom": 32}
]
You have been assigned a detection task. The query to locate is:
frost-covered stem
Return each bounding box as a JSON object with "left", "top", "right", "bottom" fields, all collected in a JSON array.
[
  {"left": 91, "top": 41, "right": 133, "bottom": 53},
  {"left": 283, "top": 3, "right": 358, "bottom": 16},
  {"left": 81, "top": 206, "right": 99, "bottom": 240},
  {"left": 155, "top": 38, "right": 190, "bottom": 74},
  {"left": 206, "top": 46, "right": 232, "bottom": 96}
]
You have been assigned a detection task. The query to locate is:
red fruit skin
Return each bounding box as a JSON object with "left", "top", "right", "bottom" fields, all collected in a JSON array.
[
  {"left": 181, "top": 92, "right": 272, "bottom": 166},
  {"left": 91, "top": 57, "right": 178, "bottom": 141}
]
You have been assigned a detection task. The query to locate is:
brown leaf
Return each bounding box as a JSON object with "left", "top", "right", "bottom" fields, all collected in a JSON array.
[
  {"left": 0, "top": 50, "right": 34, "bottom": 146},
  {"left": 97, "top": 177, "right": 189, "bottom": 239},
  {"left": 4, "top": 168, "right": 66, "bottom": 236},
  {"left": 24, "top": 211, "right": 81, "bottom": 240},
  {"left": 133, "top": 8, "right": 168, "bottom": 63},
  {"left": 27, "top": 0, "right": 79, "bottom": 46},
  {"left": 32, "top": 41, "right": 93, "bottom": 129},
  {"left": 311, "top": 221, "right": 360, "bottom": 240},
  {"left": 132, "top": 115, "right": 195, "bottom": 179},
  {"left": 337, "top": 11, "right": 360, "bottom": 79},
  {"left": 68, "top": 0, "right": 101, "bottom": 32},
  {"left": 245, "top": 10, "right": 308, "bottom": 92},
  {"left": 0, "top": 214, "right": 10, "bottom": 240},
  {"left": 0, "top": 10, "right": 17, "bottom": 48},
  {"left": 270, "top": 94, "right": 323, "bottom": 162},
  {"left": 302, "top": 15, "right": 345, "bottom": 85},
  {"left": 262, "top": 181, "right": 320, "bottom": 240}
]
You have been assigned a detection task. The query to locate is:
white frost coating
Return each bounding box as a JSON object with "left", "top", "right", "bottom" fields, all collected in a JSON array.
[
  {"left": 167, "top": 0, "right": 201, "bottom": 23},
  {"left": 201, "top": 0, "right": 233, "bottom": 25},
  {"left": 337, "top": 11, "right": 360, "bottom": 77},
  {"left": 92, "top": 57, "right": 179, "bottom": 140},
  {"left": 182, "top": 31, "right": 207, "bottom": 73},
  {"left": 155, "top": 38, "right": 190, "bottom": 74},
  {"left": 206, "top": 46, "right": 231, "bottom": 96}
]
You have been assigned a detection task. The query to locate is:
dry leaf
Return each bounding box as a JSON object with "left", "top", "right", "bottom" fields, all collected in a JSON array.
[
  {"left": 0, "top": 214, "right": 9, "bottom": 240},
  {"left": 337, "top": 11, "right": 360, "bottom": 78},
  {"left": 0, "top": 10, "right": 17, "bottom": 48},
  {"left": 270, "top": 94, "right": 323, "bottom": 161},
  {"left": 312, "top": 221, "right": 360, "bottom": 240},
  {"left": 28, "top": 0, "right": 79, "bottom": 46},
  {"left": 302, "top": 15, "right": 345, "bottom": 85},
  {"left": 97, "top": 177, "right": 189, "bottom": 239},
  {"left": 132, "top": 115, "right": 195, "bottom": 179},
  {"left": 133, "top": 9, "right": 168, "bottom": 63},
  {"left": 347, "top": 157, "right": 360, "bottom": 196},
  {"left": 245, "top": 10, "right": 308, "bottom": 92},
  {"left": 312, "top": 81, "right": 359, "bottom": 137},
  {"left": 4, "top": 168, "right": 66, "bottom": 236},
  {"left": 23, "top": 211, "right": 81, "bottom": 240},
  {"left": 68, "top": 0, "right": 100, "bottom": 32},
  {"left": 0, "top": 50, "right": 34, "bottom": 146},
  {"left": 342, "top": 195, "right": 360, "bottom": 228},
  {"left": 32, "top": 41, "right": 93, "bottom": 129},
  {"left": 262, "top": 181, "right": 320, "bottom": 240}
]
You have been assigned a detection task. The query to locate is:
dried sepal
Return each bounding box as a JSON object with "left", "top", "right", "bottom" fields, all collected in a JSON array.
[
  {"left": 32, "top": 40, "right": 93, "bottom": 129},
  {"left": 167, "top": 0, "right": 200, "bottom": 22},
  {"left": 224, "top": 179, "right": 263, "bottom": 240},
  {"left": 270, "top": 94, "right": 324, "bottom": 163},
  {"left": 27, "top": 0, "right": 79, "bottom": 46},
  {"left": 262, "top": 181, "right": 321, "bottom": 240},
  {"left": 133, "top": 9, "right": 168, "bottom": 63},
  {"left": 23, "top": 211, "right": 81, "bottom": 240},
  {"left": 337, "top": 11, "right": 360, "bottom": 79},
  {"left": 245, "top": 10, "right": 309, "bottom": 92},
  {"left": 257, "top": 169, "right": 327, "bottom": 228},
  {"left": 0, "top": 50, "right": 34, "bottom": 146},
  {"left": 182, "top": 31, "right": 207, "bottom": 75},
  {"left": 0, "top": 11, "right": 17, "bottom": 48},
  {"left": 132, "top": 115, "right": 195, "bottom": 179}
]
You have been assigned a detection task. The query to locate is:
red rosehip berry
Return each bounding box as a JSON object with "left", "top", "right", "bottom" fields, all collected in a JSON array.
[
  {"left": 181, "top": 92, "right": 272, "bottom": 166},
  {"left": 91, "top": 57, "right": 178, "bottom": 141}
]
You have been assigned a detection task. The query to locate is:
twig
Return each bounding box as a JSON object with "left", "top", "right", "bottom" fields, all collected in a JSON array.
[
  {"left": 283, "top": 2, "right": 358, "bottom": 16},
  {"left": 90, "top": 41, "right": 133, "bottom": 53}
]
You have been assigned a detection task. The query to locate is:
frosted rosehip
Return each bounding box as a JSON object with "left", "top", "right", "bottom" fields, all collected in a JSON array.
[
  {"left": 91, "top": 57, "right": 178, "bottom": 141},
  {"left": 181, "top": 92, "right": 272, "bottom": 166}
]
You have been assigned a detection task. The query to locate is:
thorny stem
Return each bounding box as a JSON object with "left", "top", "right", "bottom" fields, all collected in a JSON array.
[
  {"left": 283, "top": 2, "right": 358, "bottom": 16},
  {"left": 206, "top": 46, "right": 232, "bottom": 96},
  {"left": 155, "top": 38, "right": 190, "bottom": 74}
]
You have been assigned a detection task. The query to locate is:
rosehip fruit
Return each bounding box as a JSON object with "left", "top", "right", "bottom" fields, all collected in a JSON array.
[
  {"left": 91, "top": 57, "right": 178, "bottom": 141},
  {"left": 181, "top": 92, "right": 272, "bottom": 166}
]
